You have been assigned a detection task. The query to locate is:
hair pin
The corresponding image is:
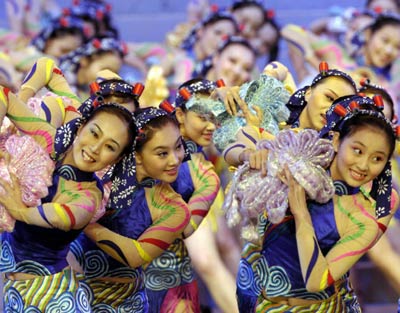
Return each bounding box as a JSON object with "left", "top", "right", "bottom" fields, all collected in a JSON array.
[
  {"left": 159, "top": 99, "right": 175, "bottom": 113},
  {"left": 133, "top": 83, "right": 145, "bottom": 97},
  {"left": 319, "top": 61, "right": 329, "bottom": 76},
  {"left": 359, "top": 77, "right": 370, "bottom": 87},
  {"left": 90, "top": 82, "right": 101, "bottom": 95},
  {"left": 333, "top": 104, "right": 347, "bottom": 117},
  {"left": 179, "top": 87, "right": 192, "bottom": 100},
  {"left": 373, "top": 94, "right": 384, "bottom": 108},
  {"left": 266, "top": 9, "right": 275, "bottom": 19},
  {"left": 349, "top": 101, "right": 359, "bottom": 111},
  {"left": 216, "top": 79, "right": 226, "bottom": 87}
]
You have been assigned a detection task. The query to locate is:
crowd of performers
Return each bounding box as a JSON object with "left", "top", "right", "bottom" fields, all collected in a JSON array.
[{"left": 0, "top": 0, "right": 400, "bottom": 312}]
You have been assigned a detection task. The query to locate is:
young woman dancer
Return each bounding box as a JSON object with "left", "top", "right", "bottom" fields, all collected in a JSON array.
[
  {"left": 0, "top": 86, "right": 136, "bottom": 312},
  {"left": 233, "top": 95, "right": 398, "bottom": 312},
  {"left": 69, "top": 106, "right": 191, "bottom": 312}
]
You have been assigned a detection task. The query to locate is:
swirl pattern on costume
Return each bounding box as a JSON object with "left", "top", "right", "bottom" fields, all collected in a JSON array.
[
  {"left": 180, "top": 256, "right": 194, "bottom": 282},
  {"left": 78, "top": 281, "right": 94, "bottom": 307},
  {"left": 76, "top": 286, "right": 91, "bottom": 313},
  {"left": 118, "top": 292, "right": 147, "bottom": 313},
  {"left": 15, "top": 260, "right": 52, "bottom": 276},
  {"left": 237, "top": 259, "right": 258, "bottom": 291},
  {"left": 0, "top": 240, "right": 16, "bottom": 272},
  {"left": 145, "top": 267, "right": 181, "bottom": 290},
  {"left": 149, "top": 250, "right": 177, "bottom": 269},
  {"left": 83, "top": 250, "right": 109, "bottom": 278},
  {"left": 334, "top": 181, "right": 349, "bottom": 195},
  {"left": 46, "top": 291, "right": 76, "bottom": 312},
  {"left": 4, "top": 287, "right": 24, "bottom": 313},
  {"left": 257, "top": 257, "right": 291, "bottom": 297},
  {"left": 57, "top": 164, "right": 77, "bottom": 181}
]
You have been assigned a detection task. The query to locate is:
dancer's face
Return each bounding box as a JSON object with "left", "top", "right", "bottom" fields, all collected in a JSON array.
[
  {"left": 135, "top": 122, "right": 184, "bottom": 183},
  {"left": 330, "top": 126, "right": 390, "bottom": 187},
  {"left": 69, "top": 111, "right": 130, "bottom": 172},
  {"left": 213, "top": 43, "right": 255, "bottom": 86},
  {"left": 176, "top": 106, "right": 217, "bottom": 147},
  {"left": 301, "top": 77, "right": 356, "bottom": 130},
  {"left": 365, "top": 24, "right": 400, "bottom": 68}
]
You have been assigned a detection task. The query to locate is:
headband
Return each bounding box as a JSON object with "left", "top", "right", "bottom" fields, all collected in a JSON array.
[
  {"left": 32, "top": 14, "right": 87, "bottom": 52},
  {"left": 59, "top": 36, "right": 127, "bottom": 75}
]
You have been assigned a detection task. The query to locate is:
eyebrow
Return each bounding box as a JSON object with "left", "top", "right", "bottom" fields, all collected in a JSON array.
[
  {"left": 93, "top": 123, "right": 121, "bottom": 148},
  {"left": 152, "top": 136, "right": 182, "bottom": 151},
  {"left": 354, "top": 140, "right": 388, "bottom": 156},
  {"left": 326, "top": 88, "right": 339, "bottom": 97}
]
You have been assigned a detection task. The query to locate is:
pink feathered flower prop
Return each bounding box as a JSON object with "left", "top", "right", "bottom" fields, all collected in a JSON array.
[
  {"left": 223, "top": 129, "right": 335, "bottom": 242},
  {"left": 0, "top": 135, "right": 55, "bottom": 232}
]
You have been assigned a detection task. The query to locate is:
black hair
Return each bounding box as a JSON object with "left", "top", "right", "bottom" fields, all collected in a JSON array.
[
  {"left": 262, "top": 15, "right": 281, "bottom": 62},
  {"left": 369, "top": 13, "right": 400, "bottom": 34},
  {"left": 359, "top": 86, "right": 395, "bottom": 121},
  {"left": 217, "top": 36, "right": 257, "bottom": 56},
  {"left": 366, "top": 0, "right": 400, "bottom": 10},
  {"left": 133, "top": 109, "right": 179, "bottom": 153},
  {"left": 231, "top": 0, "right": 265, "bottom": 13}
]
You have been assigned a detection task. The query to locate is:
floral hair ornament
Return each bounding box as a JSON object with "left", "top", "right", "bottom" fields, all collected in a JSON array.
[
  {"left": 223, "top": 128, "right": 335, "bottom": 242},
  {"left": 71, "top": 0, "right": 112, "bottom": 22},
  {"left": 31, "top": 14, "right": 87, "bottom": 52},
  {"left": 320, "top": 94, "right": 396, "bottom": 219},
  {"left": 286, "top": 62, "right": 357, "bottom": 126}
]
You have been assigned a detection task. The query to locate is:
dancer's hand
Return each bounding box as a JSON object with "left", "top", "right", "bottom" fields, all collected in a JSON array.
[
  {"left": 283, "top": 166, "right": 308, "bottom": 218},
  {"left": 248, "top": 149, "right": 269, "bottom": 177},
  {"left": 211, "top": 86, "right": 242, "bottom": 115}
]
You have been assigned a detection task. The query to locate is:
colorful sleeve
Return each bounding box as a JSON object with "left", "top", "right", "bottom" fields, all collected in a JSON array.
[
  {"left": 184, "top": 153, "right": 220, "bottom": 236},
  {"left": 311, "top": 38, "right": 356, "bottom": 70},
  {"left": 0, "top": 87, "right": 56, "bottom": 154},
  {"left": 83, "top": 183, "right": 190, "bottom": 268},
  {"left": 7, "top": 179, "right": 102, "bottom": 231},
  {"left": 295, "top": 194, "right": 383, "bottom": 292},
  {"left": 128, "top": 42, "right": 168, "bottom": 60},
  {"left": 19, "top": 56, "right": 81, "bottom": 108},
  {"left": 223, "top": 125, "right": 274, "bottom": 166}
]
